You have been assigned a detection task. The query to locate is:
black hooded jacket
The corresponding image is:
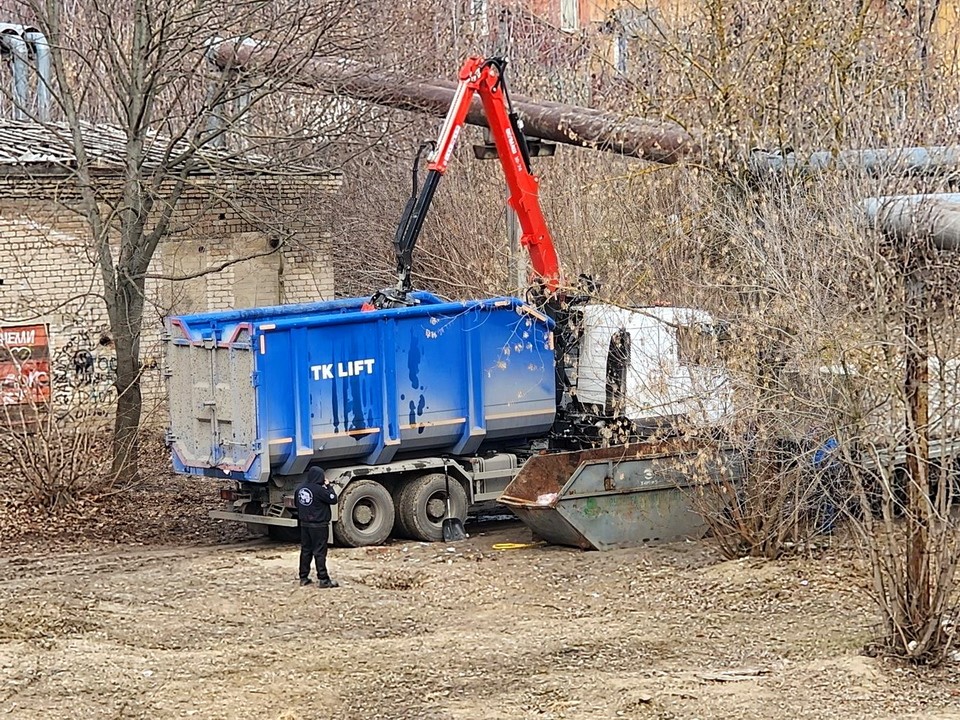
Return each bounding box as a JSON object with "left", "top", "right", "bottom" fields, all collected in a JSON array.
[{"left": 295, "top": 467, "right": 338, "bottom": 526}]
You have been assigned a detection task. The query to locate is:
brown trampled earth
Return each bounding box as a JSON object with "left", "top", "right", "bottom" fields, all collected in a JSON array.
[{"left": 1, "top": 467, "right": 960, "bottom": 719}]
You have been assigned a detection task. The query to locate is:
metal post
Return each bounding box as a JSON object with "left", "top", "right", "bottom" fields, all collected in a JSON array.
[
  {"left": 506, "top": 203, "right": 523, "bottom": 291},
  {"left": 481, "top": 126, "right": 525, "bottom": 292},
  {"left": 493, "top": 17, "right": 522, "bottom": 291},
  {"left": 0, "top": 28, "right": 30, "bottom": 120}
]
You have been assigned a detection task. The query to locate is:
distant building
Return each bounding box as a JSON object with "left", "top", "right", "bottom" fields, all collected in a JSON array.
[{"left": 499, "top": 0, "right": 960, "bottom": 78}]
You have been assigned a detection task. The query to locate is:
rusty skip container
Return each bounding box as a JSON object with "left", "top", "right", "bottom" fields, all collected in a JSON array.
[
  {"left": 499, "top": 441, "right": 745, "bottom": 550},
  {"left": 165, "top": 291, "right": 556, "bottom": 483}
]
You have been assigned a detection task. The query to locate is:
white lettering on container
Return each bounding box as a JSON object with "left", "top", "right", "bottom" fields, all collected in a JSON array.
[{"left": 310, "top": 358, "right": 375, "bottom": 381}]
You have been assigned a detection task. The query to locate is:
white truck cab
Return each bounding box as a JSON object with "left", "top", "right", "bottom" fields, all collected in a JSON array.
[{"left": 571, "top": 303, "right": 732, "bottom": 429}]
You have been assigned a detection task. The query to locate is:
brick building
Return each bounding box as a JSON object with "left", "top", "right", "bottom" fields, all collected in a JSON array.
[{"left": 0, "top": 120, "right": 339, "bottom": 411}]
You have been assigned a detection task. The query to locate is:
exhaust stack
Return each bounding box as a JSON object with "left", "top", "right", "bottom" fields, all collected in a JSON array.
[{"left": 0, "top": 23, "right": 53, "bottom": 121}]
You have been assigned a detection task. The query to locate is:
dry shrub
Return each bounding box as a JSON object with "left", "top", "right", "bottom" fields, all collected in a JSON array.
[{"left": 0, "top": 403, "right": 112, "bottom": 512}]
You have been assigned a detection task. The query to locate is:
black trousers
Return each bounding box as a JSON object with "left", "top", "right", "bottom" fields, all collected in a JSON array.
[{"left": 299, "top": 524, "right": 331, "bottom": 582}]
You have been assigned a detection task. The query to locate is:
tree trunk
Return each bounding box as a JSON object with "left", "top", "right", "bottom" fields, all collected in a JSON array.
[
  {"left": 108, "top": 269, "right": 146, "bottom": 485},
  {"left": 903, "top": 257, "right": 931, "bottom": 638}
]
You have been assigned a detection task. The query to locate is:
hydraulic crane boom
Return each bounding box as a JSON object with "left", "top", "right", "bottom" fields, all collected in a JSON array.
[{"left": 390, "top": 56, "right": 562, "bottom": 302}]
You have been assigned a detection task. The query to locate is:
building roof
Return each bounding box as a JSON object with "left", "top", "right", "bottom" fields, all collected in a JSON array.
[{"left": 0, "top": 120, "right": 338, "bottom": 178}]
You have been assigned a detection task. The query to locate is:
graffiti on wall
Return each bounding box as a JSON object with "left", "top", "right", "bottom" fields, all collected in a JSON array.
[
  {"left": 0, "top": 319, "right": 162, "bottom": 414},
  {"left": 0, "top": 323, "right": 52, "bottom": 406},
  {"left": 51, "top": 325, "right": 117, "bottom": 407}
]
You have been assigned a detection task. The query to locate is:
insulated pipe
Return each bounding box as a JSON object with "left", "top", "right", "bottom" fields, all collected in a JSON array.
[
  {"left": 205, "top": 35, "right": 262, "bottom": 72},
  {"left": 423, "top": 75, "right": 645, "bottom": 123},
  {"left": 204, "top": 38, "right": 700, "bottom": 164},
  {"left": 0, "top": 25, "right": 29, "bottom": 120},
  {"left": 23, "top": 28, "right": 50, "bottom": 121},
  {"left": 294, "top": 57, "right": 699, "bottom": 164},
  {"left": 863, "top": 194, "right": 960, "bottom": 250},
  {"left": 203, "top": 36, "right": 262, "bottom": 146},
  {"left": 203, "top": 80, "right": 224, "bottom": 144},
  {"left": 752, "top": 147, "right": 960, "bottom": 178}
]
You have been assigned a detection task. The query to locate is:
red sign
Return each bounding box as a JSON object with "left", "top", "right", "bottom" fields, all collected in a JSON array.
[{"left": 0, "top": 323, "right": 51, "bottom": 405}]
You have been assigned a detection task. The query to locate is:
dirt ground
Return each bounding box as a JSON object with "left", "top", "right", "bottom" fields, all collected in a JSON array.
[
  {"left": 1, "top": 433, "right": 959, "bottom": 720},
  {"left": 2, "top": 485, "right": 960, "bottom": 720}
]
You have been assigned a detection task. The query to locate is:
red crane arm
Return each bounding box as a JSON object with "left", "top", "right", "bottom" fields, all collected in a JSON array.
[{"left": 428, "top": 56, "right": 562, "bottom": 295}]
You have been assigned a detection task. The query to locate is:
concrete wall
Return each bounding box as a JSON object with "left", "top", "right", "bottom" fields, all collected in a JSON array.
[{"left": 0, "top": 172, "right": 340, "bottom": 414}]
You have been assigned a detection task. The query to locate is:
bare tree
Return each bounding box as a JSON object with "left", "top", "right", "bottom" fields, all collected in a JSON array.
[
  {"left": 0, "top": 0, "right": 366, "bottom": 484},
  {"left": 620, "top": 0, "right": 960, "bottom": 660}
]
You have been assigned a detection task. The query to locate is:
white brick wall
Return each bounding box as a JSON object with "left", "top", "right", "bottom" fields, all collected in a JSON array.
[{"left": 0, "top": 173, "right": 341, "bottom": 410}]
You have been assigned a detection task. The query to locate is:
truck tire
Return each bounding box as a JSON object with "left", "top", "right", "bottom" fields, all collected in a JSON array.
[
  {"left": 239, "top": 502, "right": 269, "bottom": 537},
  {"left": 239, "top": 502, "right": 298, "bottom": 542},
  {"left": 333, "top": 479, "right": 395, "bottom": 547},
  {"left": 391, "top": 483, "right": 412, "bottom": 539},
  {"left": 244, "top": 503, "right": 297, "bottom": 542},
  {"left": 397, "top": 473, "right": 468, "bottom": 542},
  {"left": 268, "top": 525, "right": 300, "bottom": 543}
]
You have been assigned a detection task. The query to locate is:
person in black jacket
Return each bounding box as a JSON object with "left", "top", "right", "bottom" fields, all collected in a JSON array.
[{"left": 295, "top": 467, "right": 339, "bottom": 588}]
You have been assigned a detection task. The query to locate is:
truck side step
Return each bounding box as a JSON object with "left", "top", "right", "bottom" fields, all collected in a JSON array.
[{"left": 209, "top": 510, "right": 298, "bottom": 527}]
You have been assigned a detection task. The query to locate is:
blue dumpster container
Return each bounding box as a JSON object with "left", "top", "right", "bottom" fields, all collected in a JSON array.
[{"left": 165, "top": 292, "right": 556, "bottom": 483}]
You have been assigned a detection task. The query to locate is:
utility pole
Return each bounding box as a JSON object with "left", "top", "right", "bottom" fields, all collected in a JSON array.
[
  {"left": 506, "top": 199, "right": 523, "bottom": 290},
  {"left": 474, "top": 16, "right": 557, "bottom": 294}
]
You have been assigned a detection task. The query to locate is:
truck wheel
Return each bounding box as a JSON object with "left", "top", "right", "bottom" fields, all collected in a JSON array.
[
  {"left": 245, "top": 503, "right": 297, "bottom": 542},
  {"left": 391, "top": 483, "right": 412, "bottom": 539},
  {"left": 333, "top": 479, "right": 395, "bottom": 547},
  {"left": 268, "top": 525, "right": 300, "bottom": 543},
  {"left": 239, "top": 502, "right": 269, "bottom": 537},
  {"left": 397, "top": 473, "right": 468, "bottom": 543}
]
